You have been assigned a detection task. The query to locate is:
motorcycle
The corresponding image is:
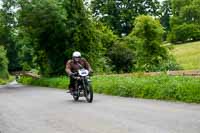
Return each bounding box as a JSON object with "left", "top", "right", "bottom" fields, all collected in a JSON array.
[{"left": 70, "top": 68, "right": 93, "bottom": 103}]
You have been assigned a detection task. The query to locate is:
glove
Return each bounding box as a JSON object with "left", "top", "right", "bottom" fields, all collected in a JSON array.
[
  {"left": 70, "top": 72, "right": 78, "bottom": 79},
  {"left": 69, "top": 73, "right": 75, "bottom": 78}
]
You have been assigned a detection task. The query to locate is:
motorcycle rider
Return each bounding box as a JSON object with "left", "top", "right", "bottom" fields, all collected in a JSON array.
[{"left": 65, "top": 51, "right": 93, "bottom": 93}]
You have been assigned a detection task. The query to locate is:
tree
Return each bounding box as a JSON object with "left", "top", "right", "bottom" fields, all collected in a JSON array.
[
  {"left": 168, "top": 23, "right": 200, "bottom": 43},
  {"left": 92, "top": 22, "right": 118, "bottom": 72},
  {"left": 129, "top": 15, "right": 169, "bottom": 71},
  {"left": 160, "top": 0, "right": 172, "bottom": 40},
  {"left": 0, "top": 46, "right": 9, "bottom": 79},
  {"left": 15, "top": 30, "right": 36, "bottom": 71},
  {"left": 171, "top": 0, "right": 192, "bottom": 16},
  {"left": 0, "top": 0, "right": 21, "bottom": 71},
  {"left": 17, "top": 0, "right": 69, "bottom": 75},
  {"left": 168, "top": 0, "right": 200, "bottom": 43},
  {"left": 180, "top": 0, "right": 200, "bottom": 24},
  {"left": 17, "top": 0, "right": 107, "bottom": 75},
  {"left": 91, "top": 0, "right": 160, "bottom": 36}
]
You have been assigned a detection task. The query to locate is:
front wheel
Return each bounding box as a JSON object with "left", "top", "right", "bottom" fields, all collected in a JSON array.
[
  {"left": 73, "top": 95, "right": 79, "bottom": 101},
  {"left": 85, "top": 84, "right": 93, "bottom": 103}
]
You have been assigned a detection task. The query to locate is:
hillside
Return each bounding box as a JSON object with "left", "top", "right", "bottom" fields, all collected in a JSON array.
[{"left": 171, "top": 41, "right": 200, "bottom": 70}]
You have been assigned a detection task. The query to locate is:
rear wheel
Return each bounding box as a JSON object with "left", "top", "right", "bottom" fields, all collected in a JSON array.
[{"left": 85, "top": 84, "right": 93, "bottom": 103}]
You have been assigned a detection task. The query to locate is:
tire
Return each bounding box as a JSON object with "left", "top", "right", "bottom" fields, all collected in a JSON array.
[
  {"left": 85, "top": 84, "right": 93, "bottom": 103},
  {"left": 73, "top": 82, "right": 79, "bottom": 101}
]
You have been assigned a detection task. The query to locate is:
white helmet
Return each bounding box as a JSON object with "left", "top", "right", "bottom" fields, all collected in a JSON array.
[{"left": 72, "top": 51, "right": 81, "bottom": 58}]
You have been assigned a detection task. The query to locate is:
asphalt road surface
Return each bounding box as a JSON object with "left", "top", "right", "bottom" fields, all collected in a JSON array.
[{"left": 0, "top": 82, "right": 200, "bottom": 133}]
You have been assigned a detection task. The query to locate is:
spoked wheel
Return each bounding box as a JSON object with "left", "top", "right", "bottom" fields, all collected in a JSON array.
[{"left": 85, "top": 84, "right": 93, "bottom": 103}]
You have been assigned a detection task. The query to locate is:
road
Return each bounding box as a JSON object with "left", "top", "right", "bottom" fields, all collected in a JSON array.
[{"left": 0, "top": 82, "right": 200, "bottom": 133}]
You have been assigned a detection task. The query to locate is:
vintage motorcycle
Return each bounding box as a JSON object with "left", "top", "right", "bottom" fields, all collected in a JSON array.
[{"left": 70, "top": 68, "right": 93, "bottom": 103}]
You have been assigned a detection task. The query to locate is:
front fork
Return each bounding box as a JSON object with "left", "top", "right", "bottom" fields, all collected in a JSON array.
[{"left": 74, "top": 77, "right": 90, "bottom": 96}]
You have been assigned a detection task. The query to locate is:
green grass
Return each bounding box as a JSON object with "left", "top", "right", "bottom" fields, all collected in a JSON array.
[
  {"left": 0, "top": 76, "right": 14, "bottom": 85},
  {"left": 19, "top": 75, "right": 200, "bottom": 103},
  {"left": 171, "top": 41, "right": 200, "bottom": 70},
  {"left": 0, "top": 79, "right": 6, "bottom": 85}
]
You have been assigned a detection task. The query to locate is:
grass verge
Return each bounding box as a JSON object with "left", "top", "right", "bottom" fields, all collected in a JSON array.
[
  {"left": 19, "top": 75, "right": 200, "bottom": 103},
  {"left": 0, "top": 76, "right": 15, "bottom": 85},
  {"left": 171, "top": 41, "right": 200, "bottom": 70}
]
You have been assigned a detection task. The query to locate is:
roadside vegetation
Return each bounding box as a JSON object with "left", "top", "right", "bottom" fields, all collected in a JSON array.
[
  {"left": 19, "top": 75, "right": 200, "bottom": 103},
  {"left": 0, "top": 76, "right": 14, "bottom": 85},
  {"left": 0, "top": 46, "right": 11, "bottom": 85}
]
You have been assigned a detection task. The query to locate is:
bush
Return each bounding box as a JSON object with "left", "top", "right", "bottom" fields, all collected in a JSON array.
[
  {"left": 129, "top": 15, "right": 173, "bottom": 72},
  {"left": 168, "top": 23, "right": 200, "bottom": 43},
  {"left": 108, "top": 38, "right": 136, "bottom": 73},
  {"left": 0, "top": 46, "right": 9, "bottom": 79},
  {"left": 140, "top": 55, "right": 182, "bottom": 72}
]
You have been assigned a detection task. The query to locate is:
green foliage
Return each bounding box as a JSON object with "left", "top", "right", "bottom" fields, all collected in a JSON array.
[
  {"left": 91, "top": 0, "right": 161, "bottom": 36},
  {"left": 93, "top": 22, "right": 120, "bottom": 73},
  {"left": 15, "top": 28, "right": 36, "bottom": 71},
  {"left": 180, "top": 3, "right": 200, "bottom": 24},
  {"left": 94, "top": 22, "right": 117, "bottom": 50},
  {"left": 17, "top": 0, "right": 107, "bottom": 75},
  {"left": 169, "top": 0, "right": 200, "bottom": 43},
  {"left": 106, "top": 15, "right": 179, "bottom": 72},
  {"left": 108, "top": 40, "right": 136, "bottom": 73},
  {"left": 133, "top": 15, "right": 164, "bottom": 41},
  {"left": 0, "top": 76, "right": 14, "bottom": 85},
  {"left": 0, "top": 46, "right": 9, "bottom": 79},
  {"left": 171, "top": 0, "right": 190, "bottom": 15},
  {"left": 146, "top": 55, "right": 182, "bottom": 71},
  {"left": 0, "top": 79, "right": 6, "bottom": 85},
  {"left": 168, "top": 23, "right": 200, "bottom": 43},
  {"left": 0, "top": 0, "right": 185, "bottom": 75},
  {"left": 19, "top": 75, "right": 200, "bottom": 103},
  {"left": 129, "top": 15, "right": 171, "bottom": 71},
  {"left": 17, "top": 0, "right": 69, "bottom": 75},
  {"left": 63, "top": 0, "right": 106, "bottom": 73},
  {"left": 160, "top": 0, "right": 172, "bottom": 40},
  {"left": 0, "top": 0, "right": 22, "bottom": 71}
]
